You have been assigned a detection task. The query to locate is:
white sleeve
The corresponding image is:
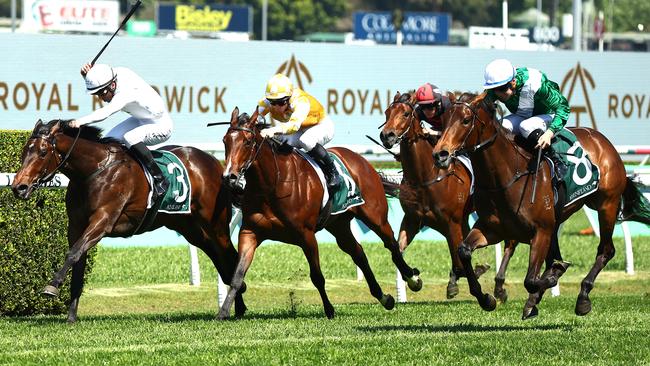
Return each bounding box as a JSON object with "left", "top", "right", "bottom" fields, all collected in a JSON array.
[{"left": 75, "top": 93, "right": 132, "bottom": 126}]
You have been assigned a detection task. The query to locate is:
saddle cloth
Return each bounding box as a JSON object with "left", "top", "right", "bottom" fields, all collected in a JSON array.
[
  {"left": 551, "top": 129, "right": 600, "bottom": 207},
  {"left": 296, "top": 150, "right": 365, "bottom": 215},
  {"left": 140, "top": 150, "right": 192, "bottom": 214}
]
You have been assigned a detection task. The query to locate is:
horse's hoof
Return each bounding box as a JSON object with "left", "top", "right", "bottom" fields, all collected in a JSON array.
[
  {"left": 380, "top": 294, "right": 395, "bottom": 310},
  {"left": 474, "top": 264, "right": 491, "bottom": 278},
  {"left": 575, "top": 296, "right": 592, "bottom": 316},
  {"left": 494, "top": 288, "right": 508, "bottom": 304},
  {"left": 522, "top": 305, "right": 539, "bottom": 320},
  {"left": 480, "top": 293, "right": 497, "bottom": 311},
  {"left": 217, "top": 308, "right": 230, "bottom": 320},
  {"left": 406, "top": 275, "right": 423, "bottom": 292},
  {"left": 324, "top": 304, "right": 335, "bottom": 319},
  {"left": 42, "top": 285, "right": 59, "bottom": 298},
  {"left": 66, "top": 316, "right": 78, "bottom": 324},
  {"left": 446, "top": 283, "right": 459, "bottom": 299},
  {"left": 234, "top": 303, "right": 247, "bottom": 319}
]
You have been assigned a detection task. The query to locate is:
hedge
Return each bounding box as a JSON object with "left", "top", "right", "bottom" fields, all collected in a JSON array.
[{"left": 0, "top": 130, "right": 95, "bottom": 316}]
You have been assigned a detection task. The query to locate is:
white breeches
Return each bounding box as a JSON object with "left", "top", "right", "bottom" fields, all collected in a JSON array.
[
  {"left": 104, "top": 113, "right": 173, "bottom": 148},
  {"left": 278, "top": 116, "right": 335, "bottom": 151},
  {"left": 500, "top": 113, "right": 554, "bottom": 139}
]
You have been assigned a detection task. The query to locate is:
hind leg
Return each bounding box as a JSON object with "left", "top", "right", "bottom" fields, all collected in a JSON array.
[
  {"left": 356, "top": 210, "right": 422, "bottom": 292},
  {"left": 327, "top": 221, "right": 394, "bottom": 310},
  {"left": 576, "top": 203, "right": 618, "bottom": 316},
  {"left": 494, "top": 240, "right": 518, "bottom": 304},
  {"left": 300, "top": 233, "right": 336, "bottom": 319}
]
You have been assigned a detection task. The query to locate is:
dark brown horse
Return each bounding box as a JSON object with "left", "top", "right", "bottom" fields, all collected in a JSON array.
[
  {"left": 217, "top": 108, "right": 423, "bottom": 319},
  {"left": 432, "top": 93, "right": 650, "bottom": 318},
  {"left": 12, "top": 119, "right": 246, "bottom": 322},
  {"left": 379, "top": 91, "right": 518, "bottom": 301}
]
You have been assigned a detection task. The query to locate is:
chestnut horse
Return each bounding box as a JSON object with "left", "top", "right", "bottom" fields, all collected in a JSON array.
[
  {"left": 12, "top": 119, "right": 246, "bottom": 322},
  {"left": 379, "top": 91, "right": 517, "bottom": 301},
  {"left": 217, "top": 108, "right": 423, "bottom": 319},
  {"left": 432, "top": 93, "right": 650, "bottom": 318}
]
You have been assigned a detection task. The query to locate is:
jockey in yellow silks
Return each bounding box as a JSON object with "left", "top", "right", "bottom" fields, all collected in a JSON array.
[{"left": 258, "top": 73, "right": 341, "bottom": 191}]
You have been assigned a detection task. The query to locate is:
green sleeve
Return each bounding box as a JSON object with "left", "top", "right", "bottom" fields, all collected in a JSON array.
[{"left": 535, "top": 80, "right": 570, "bottom": 133}]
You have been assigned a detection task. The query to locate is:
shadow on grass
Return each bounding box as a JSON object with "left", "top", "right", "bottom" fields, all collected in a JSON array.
[{"left": 356, "top": 322, "right": 574, "bottom": 333}]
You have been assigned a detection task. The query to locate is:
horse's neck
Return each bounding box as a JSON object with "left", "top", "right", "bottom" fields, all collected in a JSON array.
[
  {"left": 56, "top": 134, "right": 115, "bottom": 180},
  {"left": 247, "top": 143, "right": 292, "bottom": 189},
  {"left": 400, "top": 136, "right": 436, "bottom": 182},
  {"left": 472, "top": 131, "right": 522, "bottom": 186}
]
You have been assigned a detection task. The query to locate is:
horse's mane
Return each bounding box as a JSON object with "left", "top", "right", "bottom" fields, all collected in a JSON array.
[
  {"left": 37, "top": 119, "right": 122, "bottom": 144},
  {"left": 396, "top": 90, "right": 416, "bottom": 105}
]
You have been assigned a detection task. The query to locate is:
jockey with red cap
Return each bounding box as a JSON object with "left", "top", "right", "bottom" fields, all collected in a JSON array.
[{"left": 414, "top": 83, "right": 452, "bottom": 137}]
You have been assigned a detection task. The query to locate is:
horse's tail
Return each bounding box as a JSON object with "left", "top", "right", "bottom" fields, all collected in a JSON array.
[
  {"left": 379, "top": 172, "right": 400, "bottom": 198},
  {"left": 620, "top": 177, "right": 650, "bottom": 225}
]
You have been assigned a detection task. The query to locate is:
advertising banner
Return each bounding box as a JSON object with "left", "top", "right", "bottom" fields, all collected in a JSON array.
[
  {"left": 21, "top": 0, "right": 119, "bottom": 33},
  {"left": 353, "top": 11, "right": 451, "bottom": 44},
  {"left": 157, "top": 3, "right": 252, "bottom": 33}
]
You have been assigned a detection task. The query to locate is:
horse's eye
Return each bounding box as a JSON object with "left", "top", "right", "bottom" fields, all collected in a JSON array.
[
  {"left": 403, "top": 111, "right": 410, "bottom": 118},
  {"left": 39, "top": 149, "right": 48, "bottom": 158},
  {"left": 462, "top": 118, "right": 471, "bottom": 126}
]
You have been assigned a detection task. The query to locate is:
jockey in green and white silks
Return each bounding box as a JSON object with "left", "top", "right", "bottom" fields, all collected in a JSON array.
[{"left": 483, "top": 58, "right": 569, "bottom": 178}]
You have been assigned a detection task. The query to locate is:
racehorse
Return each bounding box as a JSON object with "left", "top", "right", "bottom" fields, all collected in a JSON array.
[
  {"left": 432, "top": 93, "right": 650, "bottom": 318},
  {"left": 379, "top": 91, "right": 517, "bottom": 301},
  {"left": 217, "top": 107, "right": 423, "bottom": 319},
  {"left": 12, "top": 119, "right": 246, "bottom": 322}
]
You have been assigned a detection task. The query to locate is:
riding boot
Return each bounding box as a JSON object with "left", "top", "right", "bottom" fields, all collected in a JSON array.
[
  {"left": 527, "top": 129, "right": 567, "bottom": 184},
  {"left": 307, "top": 143, "right": 341, "bottom": 192},
  {"left": 130, "top": 142, "right": 169, "bottom": 201}
]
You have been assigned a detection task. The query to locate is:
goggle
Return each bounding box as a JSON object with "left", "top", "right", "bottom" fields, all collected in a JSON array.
[
  {"left": 93, "top": 86, "right": 113, "bottom": 96},
  {"left": 268, "top": 97, "right": 290, "bottom": 106},
  {"left": 493, "top": 83, "right": 511, "bottom": 92},
  {"left": 419, "top": 103, "right": 438, "bottom": 111}
]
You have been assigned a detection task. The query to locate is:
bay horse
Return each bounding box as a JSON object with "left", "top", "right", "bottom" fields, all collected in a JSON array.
[
  {"left": 11, "top": 119, "right": 246, "bottom": 322},
  {"left": 432, "top": 93, "right": 650, "bottom": 318},
  {"left": 217, "top": 107, "right": 423, "bottom": 319},
  {"left": 379, "top": 91, "right": 516, "bottom": 301}
]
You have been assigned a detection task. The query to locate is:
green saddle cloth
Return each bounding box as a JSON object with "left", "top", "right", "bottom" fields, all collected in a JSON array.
[
  {"left": 151, "top": 150, "right": 192, "bottom": 213},
  {"left": 328, "top": 153, "right": 365, "bottom": 215},
  {"left": 552, "top": 129, "right": 600, "bottom": 206}
]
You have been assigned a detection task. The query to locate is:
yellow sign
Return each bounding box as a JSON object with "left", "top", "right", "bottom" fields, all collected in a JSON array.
[{"left": 175, "top": 5, "right": 232, "bottom": 32}]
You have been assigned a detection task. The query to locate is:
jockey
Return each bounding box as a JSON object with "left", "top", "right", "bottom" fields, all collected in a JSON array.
[
  {"left": 68, "top": 63, "right": 172, "bottom": 201},
  {"left": 483, "top": 58, "right": 569, "bottom": 178},
  {"left": 414, "top": 83, "right": 452, "bottom": 137},
  {"left": 258, "top": 73, "right": 341, "bottom": 192}
]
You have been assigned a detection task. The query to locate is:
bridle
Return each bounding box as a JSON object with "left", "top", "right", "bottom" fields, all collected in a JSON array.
[
  {"left": 29, "top": 121, "right": 82, "bottom": 187},
  {"left": 448, "top": 101, "right": 498, "bottom": 158},
  {"left": 384, "top": 100, "right": 420, "bottom": 145},
  {"left": 226, "top": 125, "right": 265, "bottom": 180}
]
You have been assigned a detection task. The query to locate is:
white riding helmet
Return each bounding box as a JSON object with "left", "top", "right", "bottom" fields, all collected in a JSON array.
[
  {"left": 85, "top": 64, "right": 116, "bottom": 94},
  {"left": 265, "top": 73, "right": 293, "bottom": 100},
  {"left": 483, "top": 59, "right": 516, "bottom": 89}
]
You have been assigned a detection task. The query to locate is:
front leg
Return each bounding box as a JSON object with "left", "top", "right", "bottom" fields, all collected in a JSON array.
[
  {"left": 43, "top": 209, "right": 115, "bottom": 297},
  {"left": 459, "top": 222, "right": 502, "bottom": 311},
  {"left": 218, "top": 229, "right": 259, "bottom": 320}
]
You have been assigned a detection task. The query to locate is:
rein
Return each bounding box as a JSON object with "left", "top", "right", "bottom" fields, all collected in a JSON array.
[{"left": 449, "top": 101, "right": 498, "bottom": 158}]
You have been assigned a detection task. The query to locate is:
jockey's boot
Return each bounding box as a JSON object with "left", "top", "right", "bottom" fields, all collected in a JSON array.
[
  {"left": 527, "top": 129, "right": 568, "bottom": 183},
  {"left": 130, "top": 142, "right": 169, "bottom": 201},
  {"left": 307, "top": 143, "right": 341, "bottom": 193}
]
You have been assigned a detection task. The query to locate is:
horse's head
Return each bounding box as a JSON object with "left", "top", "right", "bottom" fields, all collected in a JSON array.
[
  {"left": 222, "top": 107, "right": 263, "bottom": 194},
  {"left": 433, "top": 93, "right": 498, "bottom": 169},
  {"left": 379, "top": 91, "right": 419, "bottom": 149},
  {"left": 11, "top": 119, "right": 70, "bottom": 199}
]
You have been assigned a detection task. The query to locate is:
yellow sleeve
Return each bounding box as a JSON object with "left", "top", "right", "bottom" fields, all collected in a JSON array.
[
  {"left": 280, "top": 95, "right": 310, "bottom": 134},
  {"left": 257, "top": 98, "right": 270, "bottom": 117}
]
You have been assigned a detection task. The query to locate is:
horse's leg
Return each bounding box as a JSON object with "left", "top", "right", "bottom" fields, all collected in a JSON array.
[
  {"left": 358, "top": 214, "right": 422, "bottom": 292},
  {"left": 444, "top": 221, "right": 465, "bottom": 299},
  {"left": 217, "top": 229, "right": 258, "bottom": 320},
  {"left": 397, "top": 215, "right": 420, "bottom": 252},
  {"left": 300, "top": 233, "right": 335, "bottom": 319},
  {"left": 326, "top": 222, "right": 395, "bottom": 310},
  {"left": 576, "top": 203, "right": 618, "bottom": 316},
  {"left": 65, "top": 221, "right": 85, "bottom": 323},
  {"left": 459, "top": 223, "right": 501, "bottom": 311},
  {"left": 43, "top": 211, "right": 116, "bottom": 297},
  {"left": 519, "top": 229, "right": 558, "bottom": 319},
  {"left": 494, "top": 240, "right": 519, "bottom": 304}
]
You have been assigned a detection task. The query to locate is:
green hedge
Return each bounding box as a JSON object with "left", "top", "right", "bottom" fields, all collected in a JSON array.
[{"left": 0, "top": 130, "right": 95, "bottom": 316}]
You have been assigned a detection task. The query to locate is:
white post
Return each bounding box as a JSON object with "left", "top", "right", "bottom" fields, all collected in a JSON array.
[
  {"left": 217, "top": 271, "right": 227, "bottom": 307},
  {"left": 350, "top": 220, "right": 365, "bottom": 281},
  {"left": 188, "top": 244, "right": 201, "bottom": 286},
  {"left": 502, "top": 0, "right": 509, "bottom": 49},
  {"left": 572, "top": 0, "right": 582, "bottom": 51},
  {"left": 261, "top": 0, "right": 268, "bottom": 41},
  {"left": 494, "top": 242, "right": 503, "bottom": 271},
  {"left": 551, "top": 222, "right": 565, "bottom": 297},
  {"left": 622, "top": 222, "right": 635, "bottom": 275}
]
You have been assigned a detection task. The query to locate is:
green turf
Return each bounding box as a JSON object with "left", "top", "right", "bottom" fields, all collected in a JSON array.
[{"left": 1, "top": 213, "right": 650, "bottom": 365}]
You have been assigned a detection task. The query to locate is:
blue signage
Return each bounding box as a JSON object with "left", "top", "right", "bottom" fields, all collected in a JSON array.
[
  {"left": 353, "top": 11, "right": 450, "bottom": 45},
  {"left": 157, "top": 4, "right": 252, "bottom": 33}
]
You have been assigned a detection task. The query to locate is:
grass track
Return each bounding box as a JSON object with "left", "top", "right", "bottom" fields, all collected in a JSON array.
[{"left": 1, "top": 214, "right": 650, "bottom": 365}]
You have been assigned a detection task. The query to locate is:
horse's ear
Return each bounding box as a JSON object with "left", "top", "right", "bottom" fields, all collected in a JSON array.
[
  {"left": 393, "top": 91, "right": 401, "bottom": 102},
  {"left": 35, "top": 119, "right": 43, "bottom": 128},
  {"left": 230, "top": 107, "right": 239, "bottom": 125}
]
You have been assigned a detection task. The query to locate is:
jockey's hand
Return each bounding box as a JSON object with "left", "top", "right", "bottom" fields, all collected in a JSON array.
[
  {"left": 422, "top": 126, "right": 441, "bottom": 136},
  {"left": 260, "top": 127, "right": 281, "bottom": 139},
  {"left": 536, "top": 129, "right": 554, "bottom": 149},
  {"left": 67, "top": 120, "right": 81, "bottom": 129},
  {"left": 80, "top": 63, "right": 92, "bottom": 77}
]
